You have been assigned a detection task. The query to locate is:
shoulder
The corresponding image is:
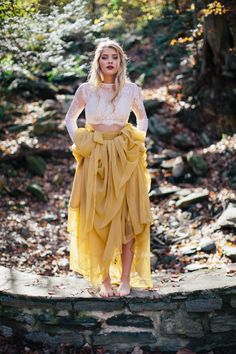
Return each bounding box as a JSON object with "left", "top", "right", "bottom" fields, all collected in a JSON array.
[
  {"left": 124, "top": 81, "right": 141, "bottom": 95},
  {"left": 126, "top": 82, "right": 141, "bottom": 92},
  {"left": 125, "top": 81, "right": 138, "bottom": 89},
  {"left": 75, "top": 82, "right": 91, "bottom": 99},
  {"left": 77, "top": 82, "right": 90, "bottom": 91},
  {"left": 124, "top": 82, "right": 142, "bottom": 101}
]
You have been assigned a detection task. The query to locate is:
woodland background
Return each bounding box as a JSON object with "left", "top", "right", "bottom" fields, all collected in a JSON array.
[
  {"left": 0, "top": 1, "right": 236, "bottom": 351},
  {"left": 0, "top": 0, "right": 236, "bottom": 352}
]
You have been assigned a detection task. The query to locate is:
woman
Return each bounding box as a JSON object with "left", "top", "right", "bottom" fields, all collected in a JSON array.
[{"left": 65, "top": 38, "right": 153, "bottom": 297}]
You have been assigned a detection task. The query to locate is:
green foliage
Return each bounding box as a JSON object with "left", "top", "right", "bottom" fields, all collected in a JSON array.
[
  {"left": 0, "top": 0, "right": 200, "bottom": 89},
  {"left": 0, "top": 0, "right": 37, "bottom": 20},
  {"left": 101, "top": 0, "right": 164, "bottom": 31},
  {"left": 0, "top": 0, "right": 102, "bottom": 86}
]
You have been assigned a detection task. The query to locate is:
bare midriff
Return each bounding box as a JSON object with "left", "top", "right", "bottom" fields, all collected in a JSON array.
[{"left": 89, "top": 123, "right": 125, "bottom": 132}]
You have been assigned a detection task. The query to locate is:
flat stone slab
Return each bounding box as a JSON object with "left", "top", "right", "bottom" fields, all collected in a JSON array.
[{"left": 0, "top": 266, "right": 236, "bottom": 299}]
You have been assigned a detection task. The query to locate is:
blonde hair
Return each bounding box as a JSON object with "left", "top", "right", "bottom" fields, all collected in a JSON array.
[{"left": 87, "top": 38, "right": 131, "bottom": 109}]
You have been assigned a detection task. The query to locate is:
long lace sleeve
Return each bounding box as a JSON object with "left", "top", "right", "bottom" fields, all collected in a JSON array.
[
  {"left": 64, "top": 83, "right": 87, "bottom": 143},
  {"left": 131, "top": 84, "right": 148, "bottom": 135}
]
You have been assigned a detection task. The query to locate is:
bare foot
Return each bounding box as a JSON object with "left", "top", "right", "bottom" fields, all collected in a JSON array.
[
  {"left": 99, "top": 276, "right": 114, "bottom": 297},
  {"left": 115, "top": 280, "right": 131, "bottom": 297}
]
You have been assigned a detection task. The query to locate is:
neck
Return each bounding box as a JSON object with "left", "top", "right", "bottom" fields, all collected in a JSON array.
[{"left": 102, "top": 74, "right": 116, "bottom": 84}]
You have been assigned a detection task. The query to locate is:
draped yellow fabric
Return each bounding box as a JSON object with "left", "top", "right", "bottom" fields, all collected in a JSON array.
[{"left": 67, "top": 122, "right": 153, "bottom": 289}]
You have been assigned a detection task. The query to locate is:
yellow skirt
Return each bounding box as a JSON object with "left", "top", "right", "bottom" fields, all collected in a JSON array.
[{"left": 67, "top": 122, "right": 154, "bottom": 289}]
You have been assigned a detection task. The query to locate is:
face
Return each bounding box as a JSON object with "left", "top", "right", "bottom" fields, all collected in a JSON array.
[{"left": 98, "top": 47, "right": 121, "bottom": 79}]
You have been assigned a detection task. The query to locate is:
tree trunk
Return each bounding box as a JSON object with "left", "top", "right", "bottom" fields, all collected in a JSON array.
[
  {"left": 182, "top": 1, "right": 236, "bottom": 136},
  {"left": 201, "top": 0, "right": 235, "bottom": 75}
]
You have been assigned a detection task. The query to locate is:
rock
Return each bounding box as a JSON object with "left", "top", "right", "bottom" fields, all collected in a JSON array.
[
  {"left": 144, "top": 100, "right": 163, "bottom": 115},
  {"left": 172, "top": 132, "right": 196, "bottom": 148},
  {"left": 148, "top": 153, "right": 167, "bottom": 167},
  {"left": 43, "top": 213, "right": 58, "bottom": 221},
  {"left": 154, "top": 225, "right": 166, "bottom": 236},
  {"left": 222, "top": 245, "right": 236, "bottom": 261},
  {"left": 8, "top": 78, "right": 58, "bottom": 99},
  {"left": 74, "top": 300, "right": 125, "bottom": 312},
  {"left": 162, "top": 148, "right": 181, "bottom": 158},
  {"left": 198, "top": 131, "right": 212, "bottom": 146},
  {"left": 176, "top": 190, "right": 209, "bottom": 209},
  {"left": 106, "top": 314, "right": 153, "bottom": 328},
  {"left": 150, "top": 252, "right": 158, "bottom": 268},
  {"left": 172, "top": 156, "right": 186, "bottom": 178},
  {"left": 37, "top": 110, "right": 58, "bottom": 123},
  {"left": 148, "top": 115, "right": 172, "bottom": 140},
  {"left": 56, "top": 246, "right": 69, "bottom": 256},
  {"left": 128, "top": 300, "right": 178, "bottom": 312},
  {"left": 216, "top": 203, "right": 236, "bottom": 229},
  {"left": 92, "top": 332, "right": 156, "bottom": 346},
  {"left": 162, "top": 310, "right": 204, "bottom": 338},
  {"left": 131, "top": 346, "right": 144, "bottom": 354},
  {"left": 185, "top": 298, "right": 222, "bottom": 312},
  {"left": 20, "top": 227, "right": 31, "bottom": 237},
  {"left": 0, "top": 325, "right": 13, "bottom": 338},
  {"left": 150, "top": 186, "right": 180, "bottom": 198},
  {"left": 37, "top": 312, "right": 99, "bottom": 328},
  {"left": 8, "top": 123, "right": 31, "bottom": 133},
  {"left": 198, "top": 237, "right": 216, "bottom": 253},
  {"left": 42, "top": 99, "right": 57, "bottom": 111},
  {"left": 186, "top": 151, "right": 208, "bottom": 176},
  {"left": 26, "top": 183, "right": 46, "bottom": 202},
  {"left": 184, "top": 263, "right": 208, "bottom": 272},
  {"left": 1, "top": 163, "right": 17, "bottom": 177},
  {"left": 0, "top": 176, "right": 11, "bottom": 192},
  {"left": 161, "top": 156, "right": 185, "bottom": 170},
  {"left": 161, "top": 254, "right": 178, "bottom": 265},
  {"left": 149, "top": 188, "right": 159, "bottom": 201},
  {"left": 25, "top": 155, "right": 46, "bottom": 176},
  {"left": 58, "top": 94, "right": 78, "bottom": 114},
  {"left": 175, "top": 188, "right": 193, "bottom": 197},
  {"left": 24, "top": 331, "right": 85, "bottom": 349},
  {"left": 180, "top": 245, "right": 197, "bottom": 256},
  {"left": 33, "top": 121, "right": 59, "bottom": 136},
  {"left": 171, "top": 233, "right": 190, "bottom": 244},
  {"left": 53, "top": 173, "right": 64, "bottom": 186},
  {"left": 230, "top": 298, "right": 236, "bottom": 308},
  {"left": 210, "top": 314, "right": 236, "bottom": 333},
  {"left": 228, "top": 165, "right": 236, "bottom": 186},
  {"left": 58, "top": 258, "right": 69, "bottom": 268}
]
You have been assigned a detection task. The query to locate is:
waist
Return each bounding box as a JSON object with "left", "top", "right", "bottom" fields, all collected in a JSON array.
[{"left": 86, "top": 123, "right": 125, "bottom": 133}]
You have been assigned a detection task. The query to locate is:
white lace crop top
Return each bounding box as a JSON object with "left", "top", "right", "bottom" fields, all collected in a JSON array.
[{"left": 64, "top": 81, "right": 149, "bottom": 143}]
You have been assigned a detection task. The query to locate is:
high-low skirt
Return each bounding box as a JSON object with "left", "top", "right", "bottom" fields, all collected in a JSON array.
[{"left": 67, "top": 122, "right": 153, "bottom": 289}]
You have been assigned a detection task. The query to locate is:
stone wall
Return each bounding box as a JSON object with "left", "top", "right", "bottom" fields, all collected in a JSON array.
[{"left": 0, "top": 266, "right": 236, "bottom": 352}]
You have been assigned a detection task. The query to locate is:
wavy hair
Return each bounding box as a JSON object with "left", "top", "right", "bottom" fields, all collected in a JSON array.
[{"left": 87, "top": 38, "right": 131, "bottom": 109}]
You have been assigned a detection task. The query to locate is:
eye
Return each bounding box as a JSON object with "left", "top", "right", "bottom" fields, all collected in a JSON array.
[{"left": 101, "top": 55, "right": 118, "bottom": 60}]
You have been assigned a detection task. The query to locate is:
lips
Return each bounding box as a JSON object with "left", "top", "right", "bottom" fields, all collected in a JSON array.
[{"left": 107, "top": 66, "right": 114, "bottom": 69}]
